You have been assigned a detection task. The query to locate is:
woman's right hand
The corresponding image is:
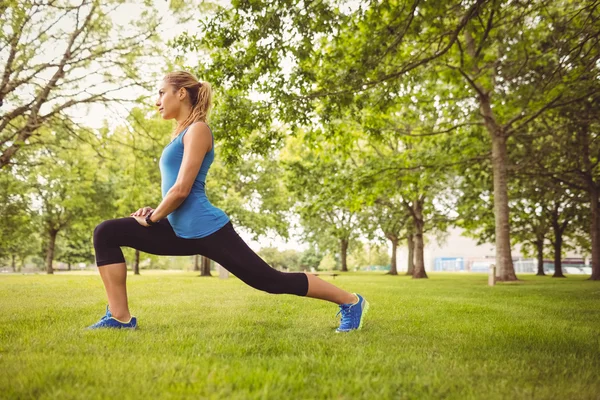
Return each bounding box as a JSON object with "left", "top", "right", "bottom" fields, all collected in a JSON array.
[{"left": 130, "top": 206, "right": 154, "bottom": 217}]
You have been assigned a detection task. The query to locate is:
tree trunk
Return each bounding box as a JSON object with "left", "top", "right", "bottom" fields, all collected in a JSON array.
[
  {"left": 490, "top": 132, "right": 517, "bottom": 281},
  {"left": 552, "top": 235, "right": 565, "bottom": 278},
  {"left": 406, "top": 233, "right": 414, "bottom": 276},
  {"left": 464, "top": 26, "right": 517, "bottom": 281},
  {"left": 387, "top": 236, "right": 398, "bottom": 275},
  {"left": 67, "top": 262, "right": 71, "bottom": 271},
  {"left": 590, "top": 188, "right": 600, "bottom": 280},
  {"left": 340, "top": 238, "right": 348, "bottom": 272},
  {"left": 194, "top": 254, "right": 200, "bottom": 271},
  {"left": 535, "top": 239, "right": 545, "bottom": 276},
  {"left": 45, "top": 229, "right": 58, "bottom": 274},
  {"left": 134, "top": 250, "right": 140, "bottom": 275},
  {"left": 550, "top": 205, "right": 567, "bottom": 278},
  {"left": 412, "top": 200, "right": 427, "bottom": 279},
  {"left": 578, "top": 126, "right": 599, "bottom": 279},
  {"left": 11, "top": 254, "right": 16, "bottom": 272},
  {"left": 200, "top": 256, "right": 211, "bottom": 276}
]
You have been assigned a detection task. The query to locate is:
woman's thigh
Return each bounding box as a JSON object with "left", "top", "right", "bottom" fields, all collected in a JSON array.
[{"left": 95, "top": 217, "right": 208, "bottom": 257}]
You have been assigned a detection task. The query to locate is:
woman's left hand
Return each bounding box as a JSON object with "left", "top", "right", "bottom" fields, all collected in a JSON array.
[{"left": 132, "top": 214, "right": 150, "bottom": 227}]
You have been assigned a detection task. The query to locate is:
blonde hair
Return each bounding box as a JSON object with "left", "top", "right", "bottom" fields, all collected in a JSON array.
[{"left": 163, "top": 71, "right": 213, "bottom": 140}]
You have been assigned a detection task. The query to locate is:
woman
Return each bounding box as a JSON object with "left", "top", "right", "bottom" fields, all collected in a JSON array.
[{"left": 89, "top": 71, "right": 369, "bottom": 332}]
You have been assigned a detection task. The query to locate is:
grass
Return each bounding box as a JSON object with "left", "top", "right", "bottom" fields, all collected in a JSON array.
[{"left": 1, "top": 271, "right": 599, "bottom": 399}]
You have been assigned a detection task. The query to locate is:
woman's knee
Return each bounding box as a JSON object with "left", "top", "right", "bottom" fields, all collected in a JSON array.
[{"left": 93, "top": 219, "right": 120, "bottom": 246}]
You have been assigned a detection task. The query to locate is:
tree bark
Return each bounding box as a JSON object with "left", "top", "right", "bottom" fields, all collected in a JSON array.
[
  {"left": 200, "top": 256, "right": 211, "bottom": 276},
  {"left": 491, "top": 132, "right": 517, "bottom": 281},
  {"left": 552, "top": 235, "right": 565, "bottom": 278},
  {"left": 67, "top": 262, "right": 71, "bottom": 271},
  {"left": 194, "top": 255, "right": 200, "bottom": 271},
  {"left": 387, "top": 235, "right": 398, "bottom": 275},
  {"left": 463, "top": 26, "right": 517, "bottom": 281},
  {"left": 11, "top": 255, "right": 16, "bottom": 272},
  {"left": 45, "top": 229, "right": 58, "bottom": 274},
  {"left": 535, "top": 239, "right": 545, "bottom": 276},
  {"left": 577, "top": 125, "right": 599, "bottom": 280},
  {"left": 340, "top": 238, "right": 349, "bottom": 272},
  {"left": 134, "top": 250, "right": 140, "bottom": 275},
  {"left": 406, "top": 233, "right": 415, "bottom": 276},
  {"left": 412, "top": 200, "right": 427, "bottom": 279},
  {"left": 590, "top": 188, "right": 600, "bottom": 280}
]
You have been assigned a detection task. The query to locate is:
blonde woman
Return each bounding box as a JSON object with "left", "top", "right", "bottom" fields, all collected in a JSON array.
[{"left": 89, "top": 71, "right": 369, "bottom": 332}]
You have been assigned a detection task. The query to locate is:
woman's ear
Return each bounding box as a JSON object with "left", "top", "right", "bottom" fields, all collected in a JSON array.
[{"left": 179, "top": 87, "right": 186, "bottom": 101}]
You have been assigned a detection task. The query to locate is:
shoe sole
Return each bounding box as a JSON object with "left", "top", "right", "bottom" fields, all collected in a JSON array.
[
  {"left": 358, "top": 299, "right": 369, "bottom": 330},
  {"left": 336, "top": 298, "right": 370, "bottom": 333},
  {"left": 87, "top": 325, "right": 137, "bottom": 330}
]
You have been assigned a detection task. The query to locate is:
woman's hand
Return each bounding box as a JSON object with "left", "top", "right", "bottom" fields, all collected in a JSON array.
[
  {"left": 131, "top": 206, "right": 154, "bottom": 217},
  {"left": 130, "top": 207, "right": 154, "bottom": 227},
  {"left": 132, "top": 215, "right": 151, "bottom": 227}
]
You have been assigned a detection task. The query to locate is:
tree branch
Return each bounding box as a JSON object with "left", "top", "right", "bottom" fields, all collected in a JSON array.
[{"left": 304, "top": 0, "right": 487, "bottom": 99}]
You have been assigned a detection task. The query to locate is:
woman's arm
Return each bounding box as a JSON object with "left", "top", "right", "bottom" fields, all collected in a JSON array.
[{"left": 148, "top": 122, "right": 213, "bottom": 222}]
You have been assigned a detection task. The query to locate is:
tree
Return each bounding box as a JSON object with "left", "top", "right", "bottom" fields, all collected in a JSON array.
[
  {"left": 439, "top": 1, "right": 599, "bottom": 280},
  {"left": 177, "top": 0, "right": 600, "bottom": 282},
  {"left": 25, "top": 124, "right": 114, "bottom": 273},
  {"left": 105, "top": 108, "right": 170, "bottom": 274},
  {"left": 545, "top": 187, "right": 583, "bottom": 278},
  {"left": 0, "top": 0, "right": 161, "bottom": 169},
  {"left": 299, "top": 246, "right": 323, "bottom": 271},
  {"left": 207, "top": 142, "right": 296, "bottom": 242},
  {"left": 60, "top": 223, "right": 96, "bottom": 269},
  {"left": 510, "top": 184, "right": 552, "bottom": 277},
  {"left": 358, "top": 96, "right": 457, "bottom": 279},
  {"left": 200, "top": 256, "right": 212, "bottom": 276},
  {"left": 282, "top": 132, "right": 363, "bottom": 272},
  {"left": 318, "top": 253, "right": 336, "bottom": 271},
  {"left": 536, "top": 101, "right": 600, "bottom": 280},
  {"left": 362, "top": 197, "right": 410, "bottom": 276},
  {"left": 0, "top": 168, "right": 38, "bottom": 270}
]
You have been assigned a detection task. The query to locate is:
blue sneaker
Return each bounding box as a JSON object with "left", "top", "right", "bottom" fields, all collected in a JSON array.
[
  {"left": 87, "top": 306, "right": 137, "bottom": 330},
  {"left": 336, "top": 293, "right": 369, "bottom": 332}
]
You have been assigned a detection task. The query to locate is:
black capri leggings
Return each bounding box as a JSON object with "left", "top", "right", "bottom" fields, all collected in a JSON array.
[{"left": 93, "top": 217, "right": 309, "bottom": 297}]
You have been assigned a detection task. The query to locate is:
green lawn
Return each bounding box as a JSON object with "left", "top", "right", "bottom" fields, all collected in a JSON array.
[{"left": 1, "top": 272, "right": 598, "bottom": 399}]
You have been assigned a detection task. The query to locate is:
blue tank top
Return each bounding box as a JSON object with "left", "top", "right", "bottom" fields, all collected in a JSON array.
[{"left": 159, "top": 123, "right": 230, "bottom": 238}]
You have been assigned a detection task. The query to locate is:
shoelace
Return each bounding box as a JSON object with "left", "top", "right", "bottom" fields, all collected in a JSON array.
[
  {"left": 336, "top": 304, "right": 354, "bottom": 329},
  {"left": 98, "top": 306, "right": 112, "bottom": 322}
]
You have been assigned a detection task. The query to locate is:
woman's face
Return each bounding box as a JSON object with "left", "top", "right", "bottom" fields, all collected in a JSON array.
[{"left": 155, "top": 81, "right": 181, "bottom": 120}]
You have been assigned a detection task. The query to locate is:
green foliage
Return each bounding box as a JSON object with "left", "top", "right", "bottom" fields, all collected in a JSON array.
[
  {"left": 172, "top": 0, "right": 600, "bottom": 280},
  {"left": 3, "top": 0, "right": 599, "bottom": 277},
  {"left": 1, "top": 0, "right": 163, "bottom": 168},
  {"left": 257, "top": 247, "right": 304, "bottom": 271},
  {"left": 318, "top": 253, "right": 336, "bottom": 271},
  {"left": 298, "top": 245, "right": 323, "bottom": 271},
  {"left": 348, "top": 242, "right": 390, "bottom": 270}
]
